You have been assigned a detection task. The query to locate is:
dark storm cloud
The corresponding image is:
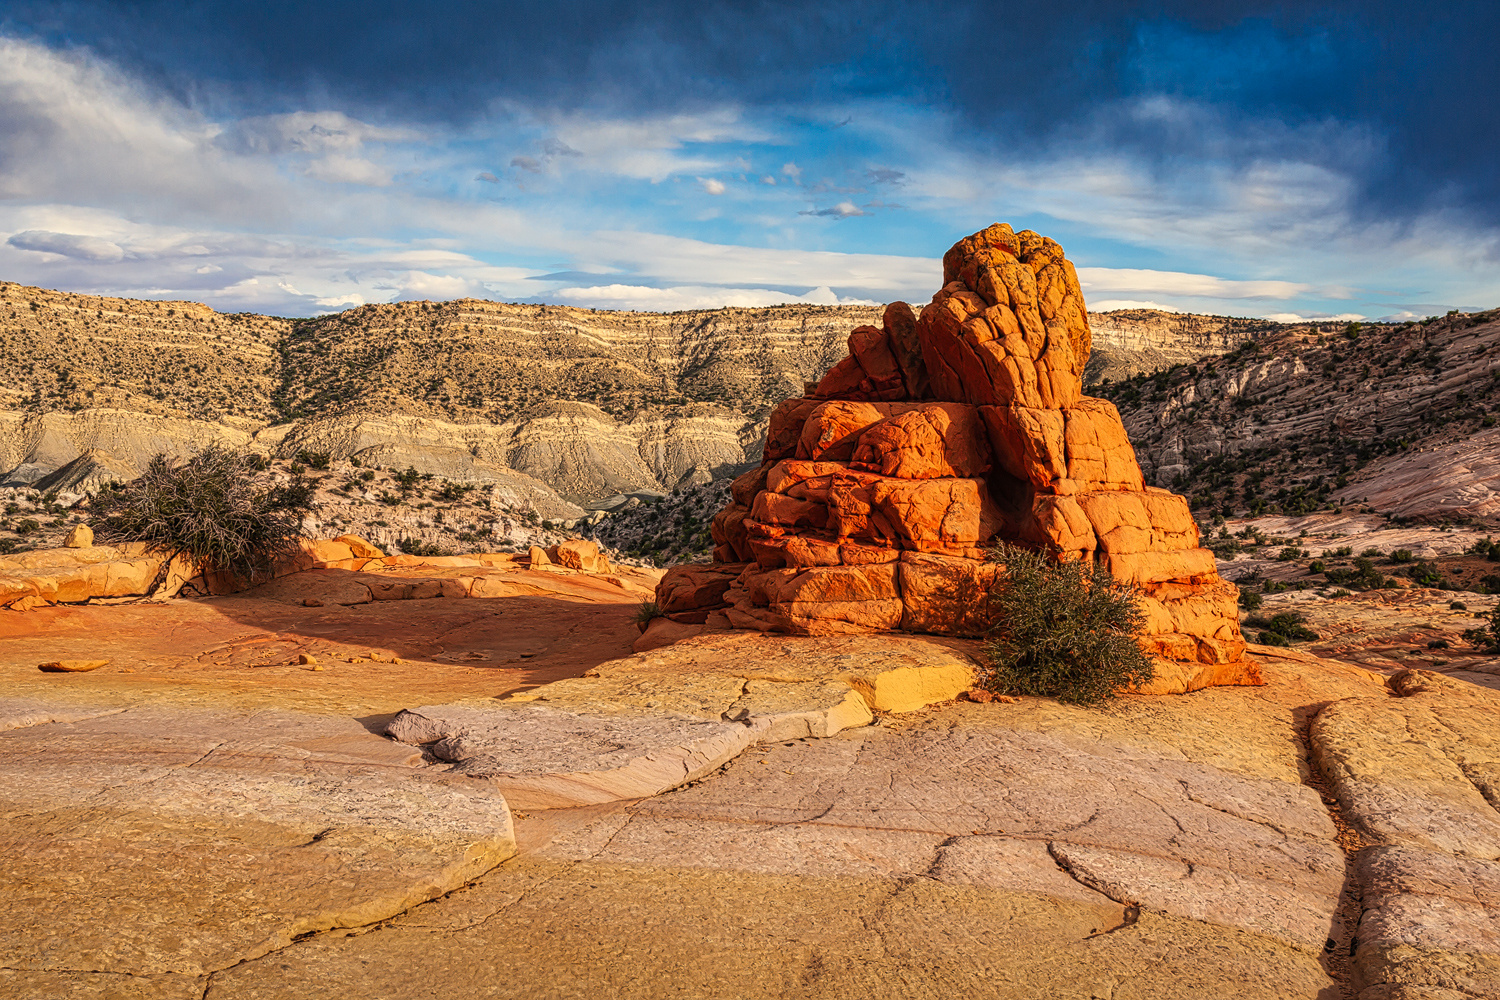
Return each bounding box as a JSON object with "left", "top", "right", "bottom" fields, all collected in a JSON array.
[{"left": 3, "top": 1, "right": 1498, "bottom": 225}]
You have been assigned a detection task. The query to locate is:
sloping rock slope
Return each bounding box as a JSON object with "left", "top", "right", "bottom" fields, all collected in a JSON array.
[{"left": 1101, "top": 307, "right": 1500, "bottom": 523}]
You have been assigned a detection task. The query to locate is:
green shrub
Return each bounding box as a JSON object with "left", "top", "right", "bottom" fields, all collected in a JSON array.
[
  {"left": 88, "top": 445, "right": 315, "bottom": 581},
  {"left": 1406, "top": 561, "right": 1444, "bottom": 587},
  {"left": 1247, "top": 611, "right": 1320, "bottom": 644},
  {"left": 1308, "top": 560, "right": 1326, "bottom": 574},
  {"left": 1238, "top": 588, "right": 1263, "bottom": 611},
  {"left": 295, "top": 449, "right": 331, "bottom": 471},
  {"left": 14, "top": 518, "right": 40, "bottom": 535},
  {"left": 1463, "top": 605, "right": 1500, "bottom": 652},
  {"left": 1361, "top": 547, "right": 1383, "bottom": 558},
  {"left": 634, "top": 600, "right": 661, "bottom": 625},
  {"left": 978, "top": 543, "right": 1153, "bottom": 706},
  {"left": 396, "top": 537, "right": 451, "bottom": 557},
  {"left": 1427, "top": 639, "right": 1450, "bottom": 649},
  {"left": 1390, "top": 548, "right": 1414, "bottom": 563}
]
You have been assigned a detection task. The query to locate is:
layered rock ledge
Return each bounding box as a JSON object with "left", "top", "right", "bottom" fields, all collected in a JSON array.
[{"left": 654, "top": 224, "right": 1252, "bottom": 694}]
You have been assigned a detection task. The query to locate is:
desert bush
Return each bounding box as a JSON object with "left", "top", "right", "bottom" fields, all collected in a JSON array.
[
  {"left": 1463, "top": 605, "right": 1500, "bottom": 653},
  {"left": 1427, "top": 639, "right": 1450, "bottom": 649},
  {"left": 1325, "top": 557, "right": 1387, "bottom": 591},
  {"left": 396, "top": 537, "right": 451, "bottom": 557},
  {"left": 978, "top": 543, "right": 1153, "bottom": 706},
  {"left": 1405, "top": 561, "right": 1445, "bottom": 587},
  {"left": 634, "top": 600, "right": 661, "bottom": 625},
  {"left": 89, "top": 445, "right": 315, "bottom": 581},
  {"left": 295, "top": 449, "right": 331, "bottom": 471},
  {"left": 1390, "top": 548, "right": 1415, "bottom": 564},
  {"left": 1450, "top": 600, "right": 1469, "bottom": 610},
  {"left": 1237, "top": 588, "right": 1263, "bottom": 611},
  {"left": 1308, "top": 560, "right": 1326, "bottom": 574},
  {"left": 14, "top": 518, "right": 40, "bottom": 535},
  {"left": 1247, "top": 610, "right": 1320, "bottom": 646}
]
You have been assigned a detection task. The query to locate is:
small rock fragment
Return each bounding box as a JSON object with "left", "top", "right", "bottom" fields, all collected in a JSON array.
[
  {"left": 63, "top": 524, "right": 94, "bottom": 548},
  {"left": 298, "top": 653, "right": 317, "bottom": 665},
  {"left": 303, "top": 598, "right": 326, "bottom": 608},
  {"left": 39, "top": 659, "right": 109, "bottom": 673}
]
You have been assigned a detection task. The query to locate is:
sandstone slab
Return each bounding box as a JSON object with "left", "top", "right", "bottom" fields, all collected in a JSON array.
[{"left": 0, "top": 706, "right": 516, "bottom": 977}]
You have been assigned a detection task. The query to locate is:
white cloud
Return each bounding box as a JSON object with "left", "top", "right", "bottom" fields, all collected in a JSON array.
[
  {"left": 304, "top": 155, "right": 393, "bottom": 187},
  {"left": 1076, "top": 267, "right": 1310, "bottom": 300},
  {"left": 799, "top": 201, "right": 867, "bottom": 219},
  {"left": 1261, "top": 311, "right": 1366, "bottom": 323},
  {"left": 699, "top": 177, "right": 726, "bottom": 195},
  {"left": 782, "top": 162, "right": 802, "bottom": 180},
  {"left": 1089, "top": 299, "right": 1183, "bottom": 313},
  {"left": 553, "top": 283, "right": 878, "bottom": 311}
]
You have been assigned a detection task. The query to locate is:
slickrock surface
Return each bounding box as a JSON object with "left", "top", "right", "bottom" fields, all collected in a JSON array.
[
  {"left": 201, "top": 646, "right": 1393, "bottom": 1000},
  {"left": 383, "top": 632, "right": 976, "bottom": 809},
  {"left": 1311, "top": 670, "right": 1500, "bottom": 998},
  {"left": 656, "top": 224, "right": 1252, "bottom": 693},
  {"left": 5, "top": 542, "right": 1499, "bottom": 998}
]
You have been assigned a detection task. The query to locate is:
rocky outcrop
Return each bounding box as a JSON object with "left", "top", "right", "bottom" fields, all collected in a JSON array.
[
  {"left": 1086, "top": 309, "right": 1269, "bottom": 383},
  {"left": 655, "top": 224, "right": 1254, "bottom": 693}
]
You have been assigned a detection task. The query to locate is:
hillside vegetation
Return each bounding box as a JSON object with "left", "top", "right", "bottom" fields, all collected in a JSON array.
[{"left": 1101, "top": 309, "right": 1500, "bottom": 522}]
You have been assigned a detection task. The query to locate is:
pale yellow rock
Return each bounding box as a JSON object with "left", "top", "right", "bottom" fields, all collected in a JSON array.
[
  {"left": 37, "top": 659, "right": 109, "bottom": 673},
  {"left": 62, "top": 524, "right": 93, "bottom": 548},
  {"left": 844, "top": 660, "right": 976, "bottom": 713}
]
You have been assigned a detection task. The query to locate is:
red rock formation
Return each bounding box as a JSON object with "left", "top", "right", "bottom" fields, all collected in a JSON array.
[{"left": 654, "top": 224, "right": 1256, "bottom": 693}]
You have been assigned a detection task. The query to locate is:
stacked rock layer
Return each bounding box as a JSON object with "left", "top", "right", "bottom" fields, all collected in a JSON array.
[{"left": 654, "top": 224, "right": 1256, "bottom": 693}]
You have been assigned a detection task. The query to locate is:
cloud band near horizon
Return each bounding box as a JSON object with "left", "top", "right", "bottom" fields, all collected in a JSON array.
[{"left": 0, "top": 3, "right": 1495, "bottom": 321}]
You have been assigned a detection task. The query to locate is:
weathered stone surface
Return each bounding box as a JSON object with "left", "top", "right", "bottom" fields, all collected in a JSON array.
[
  {"left": 0, "top": 706, "right": 516, "bottom": 977},
  {"left": 37, "top": 658, "right": 108, "bottom": 672},
  {"left": 383, "top": 630, "right": 982, "bottom": 807},
  {"left": 208, "top": 650, "right": 1376, "bottom": 999},
  {"left": 388, "top": 702, "right": 763, "bottom": 810},
  {"left": 1313, "top": 670, "right": 1500, "bottom": 859},
  {"left": 1352, "top": 847, "right": 1500, "bottom": 999},
  {"left": 656, "top": 224, "right": 1243, "bottom": 687},
  {"left": 62, "top": 523, "right": 93, "bottom": 548},
  {"left": 0, "top": 601, "right": 1404, "bottom": 998}
]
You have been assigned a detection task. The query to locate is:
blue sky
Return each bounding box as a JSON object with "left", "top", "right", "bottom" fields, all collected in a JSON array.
[{"left": 0, "top": 1, "right": 1496, "bottom": 320}]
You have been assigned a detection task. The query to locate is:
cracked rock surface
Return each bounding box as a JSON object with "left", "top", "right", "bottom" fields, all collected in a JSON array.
[
  {"left": 1310, "top": 668, "right": 1500, "bottom": 998},
  {"left": 3, "top": 561, "right": 1497, "bottom": 999}
]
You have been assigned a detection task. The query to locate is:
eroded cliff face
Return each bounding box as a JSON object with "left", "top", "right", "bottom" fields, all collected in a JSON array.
[
  {"left": 0, "top": 279, "right": 1278, "bottom": 505},
  {"left": 1086, "top": 310, "right": 1272, "bottom": 383},
  {"left": 1101, "top": 309, "right": 1500, "bottom": 522}
]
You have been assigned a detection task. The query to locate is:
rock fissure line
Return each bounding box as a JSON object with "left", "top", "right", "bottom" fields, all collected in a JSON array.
[
  {"left": 1297, "top": 702, "right": 1364, "bottom": 1000},
  {"left": 1044, "top": 841, "right": 1139, "bottom": 922}
]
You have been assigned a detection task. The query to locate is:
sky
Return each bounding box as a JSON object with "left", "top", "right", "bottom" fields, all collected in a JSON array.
[{"left": 0, "top": 1, "right": 1496, "bottom": 320}]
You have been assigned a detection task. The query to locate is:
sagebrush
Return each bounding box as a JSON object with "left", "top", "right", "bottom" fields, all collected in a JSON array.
[
  {"left": 90, "top": 445, "right": 316, "bottom": 583},
  {"left": 980, "top": 542, "right": 1153, "bottom": 705}
]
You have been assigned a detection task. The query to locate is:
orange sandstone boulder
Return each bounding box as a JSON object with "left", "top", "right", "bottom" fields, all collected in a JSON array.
[{"left": 653, "top": 222, "right": 1251, "bottom": 694}]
